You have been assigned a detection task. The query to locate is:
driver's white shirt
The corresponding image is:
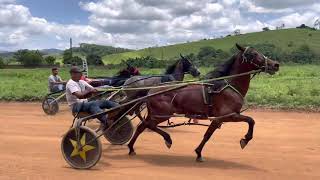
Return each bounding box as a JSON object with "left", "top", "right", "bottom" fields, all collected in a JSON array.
[{"left": 66, "top": 79, "right": 94, "bottom": 107}]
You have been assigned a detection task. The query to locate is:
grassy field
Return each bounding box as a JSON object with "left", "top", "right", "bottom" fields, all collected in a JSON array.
[
  {"left": 102, "top": 28, "right": 320, "bottom": 64},
  {"left": 0, "top": 65, "right": 319, "bottom": 110}
]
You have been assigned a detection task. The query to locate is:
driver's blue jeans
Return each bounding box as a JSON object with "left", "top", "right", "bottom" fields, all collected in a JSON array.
[{"left": 72, "top": 100, "right": 119, "bottom": 124}]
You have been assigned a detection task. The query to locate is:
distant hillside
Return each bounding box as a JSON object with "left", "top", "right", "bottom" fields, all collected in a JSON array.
[
  {"left": 0, "top": 49, "right": 63, "bottom": 59},
  {"left": 72, "top": 43, "right": 132, "bottom": 57},
  {"left": 0, "top": 51, "right": 14, "bottom": 58},
  {"left": 102, "top": 28, "right": 320, "bottom": 64},
  {"left": 40, "top": 49, "right": 63, "bottom": 55},
  {"left": 0, "top": 44, "right": 131, "bottom": 63}
]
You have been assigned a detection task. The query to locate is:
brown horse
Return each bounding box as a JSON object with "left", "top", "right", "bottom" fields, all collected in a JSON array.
[{"left": 127, "top": 43, "right": 280, "bottom": 162}]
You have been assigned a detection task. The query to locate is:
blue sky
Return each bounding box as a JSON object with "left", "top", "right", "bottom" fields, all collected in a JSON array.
[
  {"left": 0, "top": 0, "right": 319, "bottom": 51},
  {"left": 17, "top": 0, "right": 92, "bottom": 24}
]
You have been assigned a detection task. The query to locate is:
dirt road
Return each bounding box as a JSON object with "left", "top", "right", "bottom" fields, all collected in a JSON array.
[{"left": 0, "top": 102, "right": 319, "bottom": 180}]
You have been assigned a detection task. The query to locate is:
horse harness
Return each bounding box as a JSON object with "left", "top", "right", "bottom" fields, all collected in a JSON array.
[
  {"left": 201, "top": 47, "right": 269, "bottom": 116},
  {"left": 201, "top": 80, "right": 244, "bottom": 116}
]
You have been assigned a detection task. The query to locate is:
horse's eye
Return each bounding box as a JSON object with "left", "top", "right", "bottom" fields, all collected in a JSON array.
[{"left": 247, "top": 54, "right": 254, "bottom": 60}]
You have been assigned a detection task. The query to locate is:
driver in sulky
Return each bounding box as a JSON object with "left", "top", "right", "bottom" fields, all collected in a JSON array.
[{"left": 65, "top": 66, "right": 119, "bottom": 130}]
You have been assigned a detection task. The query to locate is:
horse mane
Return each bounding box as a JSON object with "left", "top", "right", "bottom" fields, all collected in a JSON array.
[
  {"left": 204, "top": 55, "right": 237, "bottom": 80},
  {"left": 116, "top": 68, "right": 130, "bottom": 78},
  {"left": 165, "top": 59, "right": 180, "bottom": 74}
]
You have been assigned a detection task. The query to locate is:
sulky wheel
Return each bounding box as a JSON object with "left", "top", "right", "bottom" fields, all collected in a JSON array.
[
  {"left": 104, "top": 116, "right": 134, "bottom": 145},
  {"left": 42, "top": 97, "right": 59, "bottom": 115},
  {"left": 61, "top": 126, "right": 102, "bottom": 169}
]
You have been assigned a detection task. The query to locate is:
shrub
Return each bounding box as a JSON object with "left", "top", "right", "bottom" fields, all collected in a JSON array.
[
  {"left": 86, "top": 54, "right": 104, "bottom": 65},
  {"left": 289, "top": 44, "right": 316, "bottom": 64},
  {"left": 0, "top": 57, "right": 4, "bottom": 68},
  {"left": 14, "top": 49, "right": 44, "bottom": 66},
  {"left": 63, "top": 49, "right": 83, "bottom": 65},
  {"left": 262, "top": 27, "right": 270, "bottom": 31},
  {"left": 62, "top": 49, "right": 72, "bottom": 64},
  {"left": 44, "top": 56, "right": 56, "bottom": 65},
  {"left": 197, "top": 46, "right": 230, "bottom": 66},
  {"left": 69, "top": 56, "right": 83, "bottom": 66},
  {"left": 288, "top": 41, "right": 294, "bottom": 47}
]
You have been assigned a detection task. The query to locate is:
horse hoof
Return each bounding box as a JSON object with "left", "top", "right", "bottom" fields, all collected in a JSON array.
[
  {"left": 129, "top": 151, "right": 136, "bottom": 156},
  {"left": 240, "top": 139, "right": 248, "bottom": 149},
  {"left": 196, "top": 157, "right": 205, "bottom": 162},
  {"left": 165, "top": 141, "right": 172, "bottom": 149}
]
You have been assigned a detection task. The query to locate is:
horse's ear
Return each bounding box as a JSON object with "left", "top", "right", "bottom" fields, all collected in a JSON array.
[
  {"left": 236, "top": 43, "right": 246, "bottom": 51},
  {"left": 180, "top": 53, "right": 185, "bottom": 59}
]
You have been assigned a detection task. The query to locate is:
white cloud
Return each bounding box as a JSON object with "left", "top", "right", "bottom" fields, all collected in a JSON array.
[
  {"left": 0, "top": 4, "right": 31, "bottom": 27},
  {"left": 269, "top": 12, "right": 319, "bottom": 28},
  {"left": 310, "top": 3, "right": 320, "bottom": 13},
  {"left": 0, "top": 0, "right": 319, "bottom": 51},
  {"left": 0, "top": 1, "right": 116, "bottom": 50},
  {"left": 240, "top": 0, "right": 294, "bottom": 13},
  {"left": 250, "top": 0, "right": 317, "bottom": 9}
]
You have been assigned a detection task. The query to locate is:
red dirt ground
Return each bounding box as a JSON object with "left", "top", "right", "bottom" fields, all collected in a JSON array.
[{"left": 0, "top": 102, "right": 319, "bottom": 180}]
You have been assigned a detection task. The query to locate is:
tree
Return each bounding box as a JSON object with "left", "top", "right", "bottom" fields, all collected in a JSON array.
[
  {"left": 44, "top": 56, "right": 56, "bottom": 65},
  {"left": 0, "top": 57, "right": 4, "bottom": 68},
  {"left": 262, "top": 27, "right": 270, "bottom": 31},
  {"left": 63, "top": 49, "right": 83, "bottom": 65},
  {"left": 234, "top": 29, "right": 241, "bottom": 35},
  {"left": 62, "top": 49, "right": 72, "bottom": 64},
  {"left": 86, "top": 54, "right": 103, "bottom": 65},
  {"left": 289, "top": 44, "right": 316, "bottom": 64},
  {"left": 314, "top": 19, "right": 320, "bottom": 30},
  {"left": 70, "top": 56, "right": 83, "bottom": 66},
  {"left": 197, "top": 46, "right": 216, "bottom": 60},
  {"left": 254, "top": 43, "right": 282, "bottom": 60},
  {"left": 77, "top": 43, "right": 131, "bottom": 57},
  {"left": 14, "top": 49, "right": 44, "bottom": 66},
  {"left": 297, "top": 24, "right": 307, "bottom": 28},
  {"left": 197, "top": 46, "right": 230, "bottom": 66},
  {"left": 296, "top": 24, "right": 316, "bottom": 30}
]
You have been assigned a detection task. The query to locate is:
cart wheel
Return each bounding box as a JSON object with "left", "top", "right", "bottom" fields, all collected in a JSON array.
[
  {"left": 61, "top": 126, "right": 102, "bottom": 169},
  {"left": 104, "top": 116, "right": 134, "bottom": 145},
  {"left": 42, "top": 97, "right": 59, "bottom": 115}
]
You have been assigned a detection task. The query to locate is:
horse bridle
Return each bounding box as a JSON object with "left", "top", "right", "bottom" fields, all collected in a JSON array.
[
  {"left": 177, "top": 57, "right": 198, "bottom": 76},
  {"left": 241, "top": 47, "right": 268, "bottom": 73},
  {"left": 184, "top": 58, "right": 199, "bottom": 75}
]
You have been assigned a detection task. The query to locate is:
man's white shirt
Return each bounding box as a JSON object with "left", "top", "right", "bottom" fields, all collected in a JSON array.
[{"left": 66, "top": 79, "right": 94, "bottom": 107}]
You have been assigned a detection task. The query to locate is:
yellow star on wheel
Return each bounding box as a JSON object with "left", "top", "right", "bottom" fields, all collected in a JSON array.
[{"left": 69, "top": 133, "right": 96, "bottom": 162}]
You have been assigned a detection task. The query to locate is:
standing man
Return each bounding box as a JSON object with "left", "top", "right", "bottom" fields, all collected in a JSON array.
[
  {"left": 65, "top": 66, "right": 118, "bottom": 129},
  {"left": 48, "top": 67, "right": 66, "bottom": 93}
]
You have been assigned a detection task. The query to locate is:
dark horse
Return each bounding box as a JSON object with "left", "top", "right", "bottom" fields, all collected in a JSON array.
[
  {"left": 89, "top": 64, "right": 140, "bottom": 87},
  {"left": 127, "top": 44, "right": 280, "bottom": 162},
  {"left": 120, "top": 54, "right": 200, "bottom": 120},
  {"left": 122, "top": 54, "right": 200, "bottom": 93}
]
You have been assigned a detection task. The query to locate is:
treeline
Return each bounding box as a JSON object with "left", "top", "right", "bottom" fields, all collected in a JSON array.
[
  {"left": 0, "top": 49, "right": 107, "bottom": 68},
  {"left": 61, "top": 43, "right": 132, "bottom": 66},
  {"left": 0, "top": 43, "right": 132, "bottom": 68},
  {"left": 120, "top": 43, "right": 319, "bottom": 68},
  {"left": 229, "top": 43, "right": 318, "bottom": 64},
  {"left": 0, "top": 42, "right": 318, "bottom": 69},
  {"left": 0, "top": 49, "right": 59, "bottom": 67},
  {"left": 74, "top": 43, "right": 131, "bottom": 57}
]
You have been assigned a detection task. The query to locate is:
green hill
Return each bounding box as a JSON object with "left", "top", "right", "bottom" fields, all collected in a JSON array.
[
  {"left": 55, "top": 43, "right": 132, "bottom": 63},
  {"left": 73, "top": 43, "right": 132, "bottom": 57},
  {"left": 102, "top": 28, "right": 320, "bottom": 64},
  {"left": 0, "top": 43, "right": 132, "bottom": 65}
]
